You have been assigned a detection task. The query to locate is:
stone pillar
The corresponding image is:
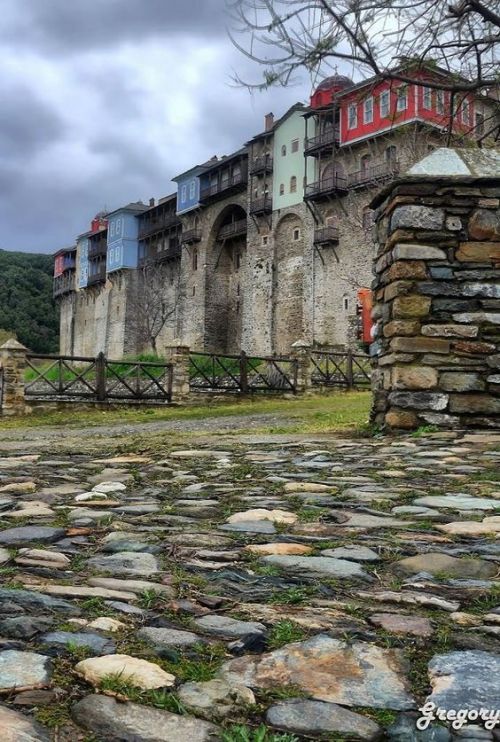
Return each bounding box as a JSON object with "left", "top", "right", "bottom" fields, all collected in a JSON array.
[
  {"left": 290, "top": 340, "right": 313, "bottom": 394},
  {"left": 370, "top": 148, "right": 500, "bottom": 430},
  {"left": 0, "top": 339, "right": 30, "bottom": 416},
  {"left": 165, "top": 345, "right": 191, "bottom": 403}
]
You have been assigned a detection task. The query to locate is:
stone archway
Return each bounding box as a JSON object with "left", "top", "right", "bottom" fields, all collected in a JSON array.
[
  {"left": 272, "top": 212, "right": 305, "bottom": 354},
  {"left": 205, "top": 204, "right": 247, "bottom": 353}
]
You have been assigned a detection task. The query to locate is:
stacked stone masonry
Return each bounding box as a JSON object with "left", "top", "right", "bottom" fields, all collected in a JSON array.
[{"left": 371, "top": 158, "right": 500, "bottom": 430}]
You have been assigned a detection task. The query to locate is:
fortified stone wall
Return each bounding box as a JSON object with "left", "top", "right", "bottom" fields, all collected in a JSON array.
[{"left": 370, "top": 148, "right": 500, "bottom": 430}]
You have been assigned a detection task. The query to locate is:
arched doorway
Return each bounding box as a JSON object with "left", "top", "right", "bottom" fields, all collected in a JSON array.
[{"left": 205, "top": 204, "right": 247, "bottom": 353}]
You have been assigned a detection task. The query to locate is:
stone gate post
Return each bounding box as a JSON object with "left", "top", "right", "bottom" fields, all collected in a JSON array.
[
  {"left": 370, "top": 148, "right": 500, "bottom": 430},
  {"left": 0, "top": 339, "right": 30, "bottom": 416},
  {"left": 290, "top": 340, "right": 313, "bottom": 394},
  {"left": 164, "top": 345, "right": 191, "bottom": 403}
]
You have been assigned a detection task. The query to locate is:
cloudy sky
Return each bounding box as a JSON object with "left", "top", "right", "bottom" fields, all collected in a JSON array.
[{"left": 0, "top": 0, "right": 313, "bottom": 254}]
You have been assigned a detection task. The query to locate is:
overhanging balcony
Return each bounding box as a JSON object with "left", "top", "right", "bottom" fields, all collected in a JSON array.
[
  {"left": 304, "top": 174, "right": 348, "bottom": 201},
  {"left": 87, "top": 239, "right": 107, "bottom": 259},
  {"left": 180, "top": 228, "right": 202, "bottom": 245},
  {"left": 348, "top": 161, "right": 400, "bottom": 190},
  {"left": 314, "top": 226, "right": 339, "bottom": 245},
  {"left": 87, "top": 262, "right": 106, "bottom": 286},
  {"left": 53, "top": 272, "right": 75, "bottom": 298},
  {"left": 304, "top": 128, "right": 339, "bottom": 156},
  {"left": 138, "top": 213, "right": 180, "bottom": 239},
  {"left": 250, "top": 155, "right": 273, "bottom": 176},
  {"left": 217, "top": 218, "right": 247, "bottom": 241},
  {"left": 200, "top": 172, "right": 248, "bottom": 204},
  {"left": 250, "top": 197, "right": 273, "bottom": 216},
  {"left": 139, "top": 243, "right": 182, "bottom": 266}
]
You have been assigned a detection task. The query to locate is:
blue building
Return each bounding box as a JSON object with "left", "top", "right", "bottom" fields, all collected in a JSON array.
[
  {"left": 77, "top": 235, "right": 89, "bottom": 289},
  {"left": 106, "top": 202, "right": 148, "bottom": 273},
  {"left": 173, "top": 163, "right": 212, "bottom": 215}
]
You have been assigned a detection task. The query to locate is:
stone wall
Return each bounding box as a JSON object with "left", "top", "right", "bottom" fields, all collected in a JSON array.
[{"left": 370, "top": 148, "right": 500, "bottom": 430}]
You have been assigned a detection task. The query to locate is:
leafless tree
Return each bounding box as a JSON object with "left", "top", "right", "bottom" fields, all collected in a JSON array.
[
  {"left": 134, "top": 260, "right": 182, "bottom": 355},
  {"left": 228, "top": 0, "right": 500, "bottom": 139}
]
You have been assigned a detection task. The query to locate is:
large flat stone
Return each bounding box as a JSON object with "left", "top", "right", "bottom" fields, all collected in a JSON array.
[
  {"left": 394, "top": 552, "right": 497, "bottom": 579},
  {"left": 0, "top": 650, "right": 52, "bottom": 691},
  {"left": 426, "top": 650, "right": 500, "bottom": 710},
  {"left": 219, "top": 634, "right": 415, "bottom": 710},
  {"left": 0, "top": 526, "right": 65, "bottom": 546},
  {"left": 75, "top": 654, "right": 175, "bottom": 689},
  {"left": 266, "top": 699, "right": 382, "bottom": 740},
  {"left": 194, "top": 615, "right": 266, "bottom": 638},
  {"left": 86, "top": 551, "right": 160, "bottom": 576},
  {"left": 0, "top": 704, "right": 51, "bottom": 742},
  {"left": 71, "top": 694, "right": 219, "bottom": 741},
  {"left": 137, "top": 626, "right": 201, "bottom": 648},
  {"left": 262, "top": 555, "right": 373, "bottom": 580},
  {"left": 413, "top": 495, "right": 500, "bottom": 511},
  {"left": 0, "top": 588, "right": 80, "bottom": 615}
]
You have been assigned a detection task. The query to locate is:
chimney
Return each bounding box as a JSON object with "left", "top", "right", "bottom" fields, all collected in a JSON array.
[
  {"left": 149, "top": 197, "right": 155, "bottom": 206},
  {"left": 265, "top": 112, "right": 274, "bottom": 131}
]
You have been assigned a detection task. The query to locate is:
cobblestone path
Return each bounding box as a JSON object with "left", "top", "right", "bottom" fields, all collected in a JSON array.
[{"left": 0, "top": 425, "right": 499, "bottom": 741}]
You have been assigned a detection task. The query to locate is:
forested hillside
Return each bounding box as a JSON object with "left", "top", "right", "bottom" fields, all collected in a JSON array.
[{"left": 0, "top": 249, "right": 59, "bottom": 353}]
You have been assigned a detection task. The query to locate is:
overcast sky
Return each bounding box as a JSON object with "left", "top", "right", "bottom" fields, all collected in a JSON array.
[{"left": 0, "top": 0, "right": 314, "bottom": 254}]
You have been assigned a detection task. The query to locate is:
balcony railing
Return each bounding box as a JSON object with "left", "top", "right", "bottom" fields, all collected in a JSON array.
[
  {"left": 250, "top": 155, "right": 273, "bottom": 175},
  {"left": 139, "top": 243, "right": 182, "bottom": 266},
  {"left": 314, "top": 226, "right": 339, "bottom": 245},
  {"left": 88, "top": 240, "right": 107, "bottom": 259},
  {"left": 200, "top": 172, "right": 248, "bottom": 203},
  {"left": 180, "top": 228, "right": 202, "bottom": 245},
  {"left": 53, "top": 272, "right": 75, "bottom": 298},
  {"left": 250, "top": 197, "right": 273, "bottom": 216},
  {"left": 87, "top": 265, "right": 106, "bottom": 285},
  {"left": 305, "top": 128, "right": 339, "bottom": 154},
  {"left": 217, "top": 218, "right": 247, "bottom": 241},
  {"left": 305, "top": 174, "right": 348, "bottom": 201},
  {"left": 138, "top": 214, "right": 180, "bottom": 238},
  {"left": 348, "top": 161, "right": 400, "bottom": 189},
  {"left": 62, "top": 257, "right": 76, "bottom": 271}
]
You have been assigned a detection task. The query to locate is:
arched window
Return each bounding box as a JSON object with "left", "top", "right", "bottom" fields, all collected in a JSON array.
[
  {"left": 293, "top": 228, "right": 301, "bottom": 241},
  {"left": 192, "top": 247, "right": 198, "bottom": 271},
  {"left": 290, "top": 175, "right": 297, "bottom": 193},
  {"left": 279, "top": 183, "right": 285, "bottom": 195},
  {"left": 360, "top": 153, "right": 371, "bottom": 174},
  {"left": 281, "top": 144, "right": 287, "bottom": 156},
  {"left": 385, "top": 145, "right": 397, "bottom": 164}
]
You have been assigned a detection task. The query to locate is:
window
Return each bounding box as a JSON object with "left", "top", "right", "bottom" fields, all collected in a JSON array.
[
  {"left": 192, "top": 286, "right": 196, "bottom": 296},
  {"left": 262, "top": 235, "right": 268, "bottom": 246},
  {"left": 192, "top": 247, "right": 198, "bottom": 271},
  {"left": 109, "top": 222, "right": 115, "bottom": 238},
  {"left": 396, "top": 87, "right": 408, "bottom": 112},
  {"left": 475, "top": 111, "right": 485, "bottom": 136},
  {"left": 343, "top": 296, "right": 349, "bottom": 311},
  {"left": 385, "top": 145, "right": 397, "bottom": 164},
  {"left": 290, "top": 175, "right": 297, "bottom": 193},
  {"left": 279, "top": 183, "right": 284, "bottom": 195},
  {"left": 360, "top": 153, "right": 371, "bottom": 173},
  {"left": 348, "top": 103, "right": 357, "bottom": 129},
  {"left": 379, "top": 90, "right": 390, "bottom": 118},
  {"left": 181, "top": 185, "right": 187, "bottom": 201},
  {"left": 293, "top": 228, "right": 300, "bottom": 241},
  {"left": 461, "top": 97, "right": 470, "bottom": 125},
  {"left": 291, "top": 138, "right": 299, "bottom": 153},
  {"left": 189, "top": 180, "right": 196, "bottom": 199},
  {"left": 436, "top": 90, "right": 445, "bottom": 114},
  {"left": 423, "top": 87, "right": 432, "bottom": 110},
  {"left": 363, "top": 96, "right": 373, "bottom": 124},
  {"left": 235, "top": 253, "right": 241, "bottom": 270},
  {"left": 281, "top": 144, "right": 287, "bottom": 156}
]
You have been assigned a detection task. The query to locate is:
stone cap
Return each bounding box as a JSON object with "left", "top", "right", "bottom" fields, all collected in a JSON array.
[
  {"left": 370, "top": 147, "right": 500, "bottom": 208},
  {"left": 0, "top": 339, "right": 28, "bottom": 352}
]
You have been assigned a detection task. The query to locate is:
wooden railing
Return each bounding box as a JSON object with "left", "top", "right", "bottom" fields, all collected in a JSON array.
[
  {"left": 314, "top": 226, "right": 339, "bottom": 244},
  {"left": 250, "top": 155, "right": 273, "bottom": 175},
  {"left": 250, "top": 197, "right": 273, "bottom": 215},
  {"left": 180, "top": 229, "right": 202, "bottom": 244},
  {"left": 305, "top": 128, "right": 339, "bottom": 152},
  {"left": 217, "top": 219, "right": 247, "bottom": 240},
  {"left": 200, "top": 172, "right": 248, "bottom": 201}
]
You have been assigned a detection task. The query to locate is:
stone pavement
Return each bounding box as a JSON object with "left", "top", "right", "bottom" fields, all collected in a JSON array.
[{"left": 0, "top": 425, "right": 499, "bottom": 740}]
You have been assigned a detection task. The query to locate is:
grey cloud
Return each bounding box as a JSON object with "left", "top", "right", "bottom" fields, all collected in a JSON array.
[
  {"left": 1, "top": 0, "right": 228, "bottom": 54},
  {"left": 0, "top": 85, "right": 65, "bottom": 161}
]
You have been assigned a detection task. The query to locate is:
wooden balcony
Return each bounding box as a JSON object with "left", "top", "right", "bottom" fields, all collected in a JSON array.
[
  {"left": 200, "top": 172, "right": 248, "bottom": 204},
  {"left": 250, "top": 197, "right": 273, "bottom": 216},
  {"left": 304, "top": 174, "right": 348, "bottom": 201},
  {"left": 250, "top": 155, "right": 273, "bottom": 176},
  {"left": 348, "top": 161, "right": 400, "bottom": 190},
  {"left": 53, "top": 272, "right": 75, "bottom": 298},
  {"left": 180, "top": 228, "right": 202, "bottom": 245},
  {"left": 88, "top": 238, "right": 107, "bottom": 259},
  {"left": 139, "top": 243, "right": 182, "bottom": 266},
  {"left": 314, "top": 226, "right": 339, "bottom": 245},
  {"left": 87, "top": 264, "right": 106, "bottom": 286},
  {"left": 304, "top": 128, "right": 339, "bottom": 156},
  {"left": 217, "top": 218, "right": 247, "bottom": 241},
  {"left": 138, "top": 214, "right": 180, "bottom": 238}
]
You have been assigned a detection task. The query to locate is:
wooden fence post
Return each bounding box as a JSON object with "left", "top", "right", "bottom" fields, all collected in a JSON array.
[
  {"left": 95, "top": 352, "right": 106, "bottom": 402},
  {"left": 240, "top": 351, "right": 249, "bottom": 394},
  {"left": 346, "top": 348, "right": 354, "bottom": 389}
]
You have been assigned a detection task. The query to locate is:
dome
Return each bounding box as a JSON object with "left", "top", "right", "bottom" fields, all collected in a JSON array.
[{"left": 315, "top": 75, "right": 354, "bottom": 92}]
